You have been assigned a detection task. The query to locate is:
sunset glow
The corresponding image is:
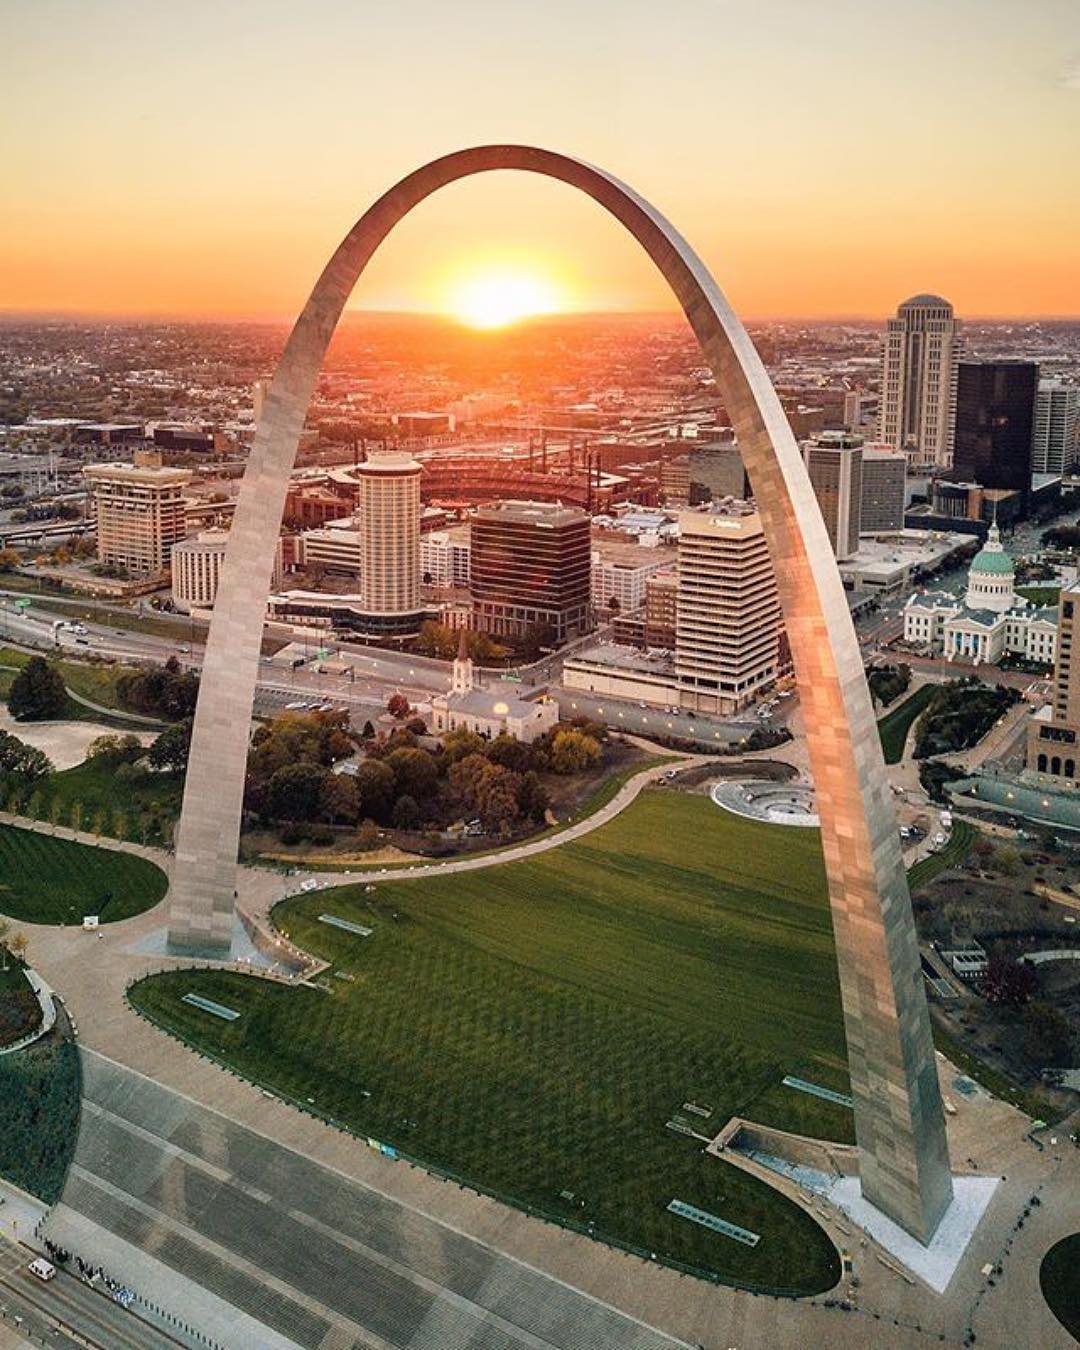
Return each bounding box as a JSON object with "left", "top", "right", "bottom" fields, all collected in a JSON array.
[{"left": 447, "top": 268, "right": 563, "bottom": 329}]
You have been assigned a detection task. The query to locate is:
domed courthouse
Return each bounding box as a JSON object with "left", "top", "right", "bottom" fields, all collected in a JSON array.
[{"left": 903, "top": 523, "right": 1058, "bottom": 666}]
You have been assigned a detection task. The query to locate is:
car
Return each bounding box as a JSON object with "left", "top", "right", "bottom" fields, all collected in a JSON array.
[{"left": 28, "top": 1259, "right": 56, "bottom": 1282}]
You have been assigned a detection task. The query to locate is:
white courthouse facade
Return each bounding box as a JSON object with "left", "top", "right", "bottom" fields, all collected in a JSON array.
[{"left": 903, "top": 523, "right": 1056, "bottom": 666}]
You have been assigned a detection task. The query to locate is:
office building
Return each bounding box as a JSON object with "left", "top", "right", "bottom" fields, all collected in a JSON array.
[
  {"left": 83, "top": 452, "right": 192, "bottom": 576},
  {"left": 591, "top": 539, "right": 668, "bottom": 614},
  {"left": 470, "top": 500, "right": 591, "bottom": 642},
  {"left": 420, "top": 526, "right": 471, "bottom": 588},
  {"left": 952, "top": 361, "right": 1038, "bottom": 495},
  {"left": 355, "top": 450, "right": 422, "bottom": 623},
  {"left": 660, "top": 455, "right": 691, "bottom": 504},
  {"left": 644, "top": 569, "right": 677, "bottom": 649},
  {"left": 860, "top": 446, "right": 907, "bottom": 532},
  {"left": 675, "top": 505, "right": 782, "bottom": 713},
  {"left": 1028, "top": 582, "right": 1080, "bottom": 781},
  {"left": 171, "top": 529, "right": 229, "bottom": 613},
  {"left": 803, "top": 432, "right": 863, "bottom": 559},
  {"left": 297, "top": 519, "right": 362, "bottom": 577},
  {"left": 688, "top": 439, "right": 746, "bottom": 502},
  {"left": 1031, "top": 378, "right": 1079, "bottom": 475},
  {"left": 878, "top": 294, "right": 962, "bottom": 470}
]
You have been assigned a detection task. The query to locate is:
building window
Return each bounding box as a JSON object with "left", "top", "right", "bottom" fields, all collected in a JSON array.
[
  {"left": 1052, "top": 756, "right": 1062, "bottom": 776},
  {"left": 1038, "top": 753, "right": 1048, "bottom": 772}
]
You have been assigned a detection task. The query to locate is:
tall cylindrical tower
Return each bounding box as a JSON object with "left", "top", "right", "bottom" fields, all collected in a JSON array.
[{"left": 356, "top": 450, "right": 422, "bottom": 617}]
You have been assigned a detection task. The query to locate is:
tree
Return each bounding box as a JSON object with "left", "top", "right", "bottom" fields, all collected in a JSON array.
[
  {"left": 448, "top": 752, "right": 494, "bottom": 812},
  {"left": 406, "top": 716, "right": 428, "bottom": 736},
  {"left": 318, "top": 773, "right": 359, "bottom": 825},
  {"left": 0, "top": 546, "right": 21, "bottom": 571},
  {"left": 476, "top": 765, "right": 521, "bottom": 834},
  {"left": 392, "top": 794, "right": 420, "bottom": 830},
  {"left": 8, "top": 932, "right": 27, "bottom": 963},
  {"left": 549, "top": 728, "right": 602, "bottom": 775},
  {"left": 387, "top": 692, "right": 411, "bottom": 720},
  {"left": 442, "top": 728, "right": 486, "bottom": 764},
  {"left": 0, "top": 917, "right": 10, "bottom": 972},
  {"left": 8, "top": 657, "right": 66, "bottom": 721},
  {"left": 266, "top": 762, "right": 328, "bottom": 822},
  {"left": 352, "top": 758, "right": 395, "bottom": 820},
  {"left": 983, "top": 955, "right": 1036, "bottom": 1009},
  {"left": 487, "top": 734, "right": 531, "bottom": 772},
  {"left": 361, "top": 720, "right": 376, "bottom": 741},
  {"left": 86, "top": 733, "right": 143, "bottom": 765},
  {"left": 517, "top": 770, "right": 549, "bottom": 822},
  {"left": 356, "top": 818, "right": 380, "bottom": 851},
  {"left": 386, "top": 747, "right": 438, "bottom": 800},
  {"left": 1023, "top": 1001, "right": 1073, "bottom": 1065},
  {"left": 147, "top": 718, "right": 193, "bottom": 773},
  {"left": 0, "top": 728, "right": 53, "bottom": 780}
]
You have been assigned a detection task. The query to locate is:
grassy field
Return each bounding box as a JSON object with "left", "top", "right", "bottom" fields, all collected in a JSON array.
[
  {"left": 878, "top": 683, "right": 938, "bottom": 764},
  {"left": 1040, "top": 1233, "right": 1080, "bottom": 1341},
  {"left": 131, "top": 790, "right": 848, "bottom": 1294},
  {"left": 0, "top": 823, "right": 167, "bottom": 923}
]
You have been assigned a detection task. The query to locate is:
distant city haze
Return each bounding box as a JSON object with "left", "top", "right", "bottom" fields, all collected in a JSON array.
[{"left": 1, "top": 0, "right": 1077, "bottom": 319}]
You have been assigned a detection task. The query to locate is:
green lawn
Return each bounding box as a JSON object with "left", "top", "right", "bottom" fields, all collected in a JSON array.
[
  {"left": 1, "top": 755, "right": 182, "bottom": 846},
  {"left": 0, "top": 823, "right": 167, "bottom": 923},
  {"left": 1040, "top": 1233, "right": 1080, "bottom": 1341},
  {"left": 1016, "top": 585, "right": 1061, "bottom": 607},
  {"left": 130, "top": 790, "right": 847, "bottom": 1295},
  {"left": 878, "top": 684, "right": 938, "bottom": 764},
  {"left": 907, "top": 819, "right": 976, "bottom": 893}
]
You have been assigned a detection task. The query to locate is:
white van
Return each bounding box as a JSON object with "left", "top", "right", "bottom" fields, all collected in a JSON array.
[{"left": 28, "top": 1258, "right": 56, "bottom": 1282}]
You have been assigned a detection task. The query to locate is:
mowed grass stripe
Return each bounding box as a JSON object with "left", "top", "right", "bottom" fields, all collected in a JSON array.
[
  {"left": 0, "top": 823, "right": 167, "bottom": 924},
  {"left": 131, "top": 791, "right": 847, "bottom": 1293}
]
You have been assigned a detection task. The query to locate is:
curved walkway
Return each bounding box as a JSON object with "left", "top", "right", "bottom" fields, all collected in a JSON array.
[{"left": 239, "top": 749, "right": 710, "bottom": 924}]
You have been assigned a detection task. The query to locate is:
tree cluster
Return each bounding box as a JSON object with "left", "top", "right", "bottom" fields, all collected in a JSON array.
[
  {"left": 0, "top": 728, "right": 53, "bottom": 781},
  {"left": 116, "top": 656, "right": 199, "bottom": 720},
  {"left": 913, "top": 679, "right": 1020, "bottom": 760},
  {"left": 242, "top": 710, "right": 604, "bottom": 840},
  {"left": 413, "top": 621, "right": 502, "bottom": 663},
  {"left": 7, "top": 657, "right": 66, "bottom": 721},
  {"left": 867, "top": 662, "right": 912, "bottom": 708},
  {"left": 1041, "top": 525, "right": 1080, "bottom": 551}
]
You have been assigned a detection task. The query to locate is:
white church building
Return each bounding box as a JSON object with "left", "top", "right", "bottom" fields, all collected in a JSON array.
[
  {"left": 431, "top": 637, "right": 560, "bottom": 743},
  {"left": 903, "top": 523, "right": 1057, "bottom": 667}
]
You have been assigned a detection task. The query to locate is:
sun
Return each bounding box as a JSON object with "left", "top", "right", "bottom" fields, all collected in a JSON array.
[{"left": 448, "top": 268, "right": 561, "bottom": 329}]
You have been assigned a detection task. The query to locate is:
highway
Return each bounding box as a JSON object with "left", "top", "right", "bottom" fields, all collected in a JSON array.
[
  {"left": 0, "top": 594, "right": 766, "bottom": 748},
  {"left": 0, "top": 1240, "right": 184, "bottom": 1349}
]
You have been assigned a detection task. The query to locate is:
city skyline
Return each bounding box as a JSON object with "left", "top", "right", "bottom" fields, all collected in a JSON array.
[{"left": 2, "top": 0, "right": 1078, "bottom": 320}]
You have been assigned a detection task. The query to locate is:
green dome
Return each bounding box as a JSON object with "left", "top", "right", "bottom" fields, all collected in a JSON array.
[{"left": 970, "top": 549, "right": 1014, "bottom": 576}]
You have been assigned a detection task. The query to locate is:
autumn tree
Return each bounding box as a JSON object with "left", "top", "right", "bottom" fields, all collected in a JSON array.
[
  {"left": 983, "top": 955, "right": 1036, "bottom": 1009},
  {"left": 549, "top": 728, "right": 602, "bottom": 775}
]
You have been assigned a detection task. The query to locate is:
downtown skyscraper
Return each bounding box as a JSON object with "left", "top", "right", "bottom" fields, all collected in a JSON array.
[{"left": 878, "top": 294, "right": 962, "bottom": 471}]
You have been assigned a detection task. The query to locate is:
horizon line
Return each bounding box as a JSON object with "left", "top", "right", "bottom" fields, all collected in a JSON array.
[{"left": 1, "top": 305, "right": 1079, "bottom": 326}]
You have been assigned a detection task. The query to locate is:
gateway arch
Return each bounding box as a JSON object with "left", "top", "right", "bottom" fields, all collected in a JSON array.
[{"left": 168, "top": 146, "right": 953, "bottom": 1242}]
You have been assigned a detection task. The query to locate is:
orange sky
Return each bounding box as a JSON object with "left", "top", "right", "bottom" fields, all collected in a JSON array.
[{"left": 2, "top": 1, "right": 1078, "bottom": 320}]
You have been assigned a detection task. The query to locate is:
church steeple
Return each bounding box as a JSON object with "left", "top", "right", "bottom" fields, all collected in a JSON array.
[{"left": 451, "top": 630, "right": 474, "bottom": 695}]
